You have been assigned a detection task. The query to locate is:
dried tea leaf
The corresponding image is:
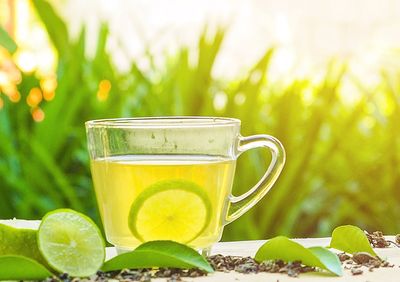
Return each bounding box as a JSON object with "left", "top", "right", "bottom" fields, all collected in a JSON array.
[
  {"left": 352, "top": 252, "right": 377, "bottom": 264},
  {"left": 365, "top": 231, "right": 390, "bottom": 248}
]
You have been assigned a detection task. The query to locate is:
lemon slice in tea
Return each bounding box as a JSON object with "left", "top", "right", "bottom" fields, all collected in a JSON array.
[
  {"left": 37, "top": 209, "right": 105, "bottom": 277},
  {"left": 128, "top": 179, "right": 212, "bottom": 244}
]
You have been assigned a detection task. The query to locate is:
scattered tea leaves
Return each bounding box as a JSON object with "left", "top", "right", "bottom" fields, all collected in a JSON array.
[
  {"left": 208, "top": 254, "right": 258, "bottom": 273},
  {"left": 101, "top": 240, "right": 213, "bottom": 273},
  {"left": 0, "top": 255, "right": 52, "bottom": 280},
  {"left": 254, "top": 236, "right": 342, "bottom": 276},
  {"left": 351, "top": 267, "right": 363, "bottom": 275},
  {"left": 365, "top": 231, "right": 391, "bottom": 248},
  {"left": 208, "top": 254, "right": 316, "bottom": 277},
  {"left": 352, "top": 252, "right": 377, "bottom": 264},
  {"left": 396, "top": 234, "right": 400, "bottom": 245},
  {"left": 337, "top": 252, "right": 350, "bottom": 262},
  {"left": 339, "top": 251, "right": 394, "bottom": 274},
  {"left": 330, "top": 225, "right": 377, "bottom": 256}
]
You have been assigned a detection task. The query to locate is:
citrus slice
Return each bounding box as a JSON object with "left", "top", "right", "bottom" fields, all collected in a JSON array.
[
  {"left": 128, "top": 179, "right": 212, "bottom": 244},
  {"left": 0, "top": 220, "right": 46, "bottom": 266},
  {"left": 37, "top": 209, "right": 105, "bottom": 277}
]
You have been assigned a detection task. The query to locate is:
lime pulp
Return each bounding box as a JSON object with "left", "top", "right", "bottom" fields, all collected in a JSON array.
[
  {"left": 128, "top": 179, "right": 212, "bottom": 244},
  {"left": 37, "top": 209, "right": 105, "bottom": 277}
]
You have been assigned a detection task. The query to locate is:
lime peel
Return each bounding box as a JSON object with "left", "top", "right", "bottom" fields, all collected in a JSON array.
[{"left": 0, "top": 221, "right": 47, "bottom": 266}]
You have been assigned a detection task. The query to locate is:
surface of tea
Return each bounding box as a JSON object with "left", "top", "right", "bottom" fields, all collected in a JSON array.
[{"left": 91, "top": 155, "right": 236, "bottom": 250}]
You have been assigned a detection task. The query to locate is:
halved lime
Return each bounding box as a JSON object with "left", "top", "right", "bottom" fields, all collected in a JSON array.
[
  {"left": 128, "top": 179, "right": 212, "bottom": 244},
  {"left": 0, "top": 220, "right": 46, "bottom": 266},
  {"left": 37, "top": 209, "right": 105, "bottom": 277}
]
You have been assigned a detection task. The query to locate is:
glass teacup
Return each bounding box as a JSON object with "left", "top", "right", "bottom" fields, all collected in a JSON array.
[{"left": 85, "top": 117, "right": 285, "bottom": 253}]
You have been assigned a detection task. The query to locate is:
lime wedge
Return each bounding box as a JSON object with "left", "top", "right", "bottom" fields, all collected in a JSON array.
[
  {"left": 37, "top": 209, "right": 105, "bottom": 277},
  {"left": 128, "top": 179, "right": 212, "bottom": 244},
  {"left": 0, "top": 220, "right": 46, "bottom": 266}
]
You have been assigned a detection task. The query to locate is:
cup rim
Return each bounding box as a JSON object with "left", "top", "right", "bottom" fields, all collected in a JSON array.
[{"left": 85, "top": 116, "right": 241, "bottom": 128}]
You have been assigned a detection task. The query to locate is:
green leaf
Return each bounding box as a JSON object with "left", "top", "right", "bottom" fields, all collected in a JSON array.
[
  {"left": 255, "top": 236, "right": 342, "bottom": 276},
  {"left": 102, "top": 240, "right": 213, "bottom": 273},
  {"left": 0, "top": 255, "right": 52, "bottom": 280},
  {"left": 308, "top": 247, "right": 343, "bottom": 276},
  {"left": 0, "top": 26, "right": 17, "bottom": 54},
  {"left": 330, "top": 225, "right": 377, "bottom": 256}
]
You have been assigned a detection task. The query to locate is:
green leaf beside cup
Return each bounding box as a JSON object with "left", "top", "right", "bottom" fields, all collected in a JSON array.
[
  {"left": 255, "top": 236, "right": 343, "bottom": 276},
  {"left": 330, "top": 225, "right": 377, "bottom": 256},
  {"left": 0, "top": 255, "right": 52, "bottom": 280},
  {"left": 102, "top": 240, "right": 213, "bottom": 273}
]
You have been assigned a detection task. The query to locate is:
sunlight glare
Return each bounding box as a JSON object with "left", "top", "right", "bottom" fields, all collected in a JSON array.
[
  {"left": 14, "top": 51, "right": 36, "bottom": 73},
  {"left": 27, "top": 87, "right": 43, "bottom": 107},
  {"left": 274, "top": 13, "right": 291, "bottom": 44},
  {"left": 213, "top": 91, "right": 227, "bottom": 111},
  {"left": 32, "top": 107, "right": 45, "bottom": 122},
  {"left": 9, "top": 91, "right": 21, "bottom": 103},
  {"left": 97, "top": 79, "right": 112, "bottom": 101}
]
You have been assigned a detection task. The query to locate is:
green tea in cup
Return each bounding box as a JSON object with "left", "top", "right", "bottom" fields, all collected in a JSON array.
[{"left": 86, "top": 117, "right": 285, "bottom": 253}]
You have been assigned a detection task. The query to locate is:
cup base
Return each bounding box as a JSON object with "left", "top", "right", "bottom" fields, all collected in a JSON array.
[
  {"left": 116, "top": 246, "right": 134, "bottom": 255},
  {"left": 115, "top": 245, "right": 212, "bottom": 257}
]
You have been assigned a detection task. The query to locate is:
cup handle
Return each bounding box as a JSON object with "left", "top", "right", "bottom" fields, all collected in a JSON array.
[{"left": 225, "top": 134, "right": 286, "bottom": 224}]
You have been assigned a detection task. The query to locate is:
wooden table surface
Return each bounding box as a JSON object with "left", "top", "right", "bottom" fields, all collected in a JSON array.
[{"left": 107, "top": 237, "right": 400, "bottom": 282}]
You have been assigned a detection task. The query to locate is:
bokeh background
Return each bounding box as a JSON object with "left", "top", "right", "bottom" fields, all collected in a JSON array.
[{"left": 1, "top": 0, "right": 400, "bottom": 241}]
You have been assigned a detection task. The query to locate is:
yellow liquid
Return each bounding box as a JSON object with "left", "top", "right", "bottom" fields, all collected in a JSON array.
[{"left": 91, "top": 155, "right": 236, "bottom": 250}]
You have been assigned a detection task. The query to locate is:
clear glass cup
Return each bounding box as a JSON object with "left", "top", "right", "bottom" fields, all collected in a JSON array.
[{"left": 85, "top": 117, "right": 285, "bottom": 253}]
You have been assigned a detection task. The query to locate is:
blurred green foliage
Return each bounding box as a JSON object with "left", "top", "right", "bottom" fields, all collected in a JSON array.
[{"left": 0, "top": 0, "right": 399, "bottom": 240}]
